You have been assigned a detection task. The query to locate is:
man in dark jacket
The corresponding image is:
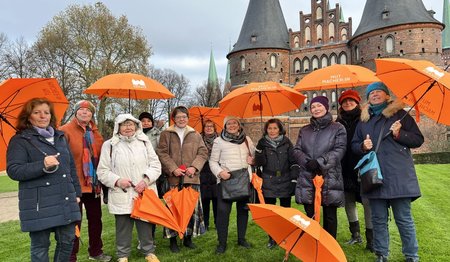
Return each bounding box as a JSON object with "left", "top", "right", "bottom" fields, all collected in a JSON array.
[{"left": 352, "top": 82, "right": 424, "bottom": 262}]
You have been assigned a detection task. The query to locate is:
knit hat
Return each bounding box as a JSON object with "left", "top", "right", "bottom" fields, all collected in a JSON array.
[
  {"left": 138, "top": 112, "right": 154, "bottom": 125},
  {"left": 74, "top": 100, "right": 95, "bottom": 114},
  {"left": 338, "top": 90, "right": 361, "bottom": 105},
  {"left": 310, "top": 96, "right": 329, "bottom": 112},
  {"left": 223, "top": 116, "right": 241, "bottom": 128},
  {"left": 366, "top": 82, "right": 390, "bottom": 99}
]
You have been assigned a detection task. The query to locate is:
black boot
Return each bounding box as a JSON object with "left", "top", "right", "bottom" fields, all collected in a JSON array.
[
  {"left": 169, "top": 236, "right": 180, "bottom": 253},
  {"left": 346, "top": 221, "right": 362, "bottom": 245},
  {"left": 183, "top": 235, "right": 196, "bottom": 249},
  {"left": 365, "top": 228, "right": 374, "bottom": 252},
  {"left": 267, "top": 236, "right": 276, "bottom": 249}
]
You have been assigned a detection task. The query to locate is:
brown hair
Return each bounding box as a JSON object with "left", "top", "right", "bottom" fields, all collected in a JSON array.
[
  {"left": 263, "top": 118, "right": 286, "bottom": 136},
  {"left": 170, "top": 106, "right": 189, "bottom": 120},
  {"left": 202, "top": 119, "right": 217, "bottom": 133},
  {"left": 16, "top": 98, "right": 57, "bottom": 131}
]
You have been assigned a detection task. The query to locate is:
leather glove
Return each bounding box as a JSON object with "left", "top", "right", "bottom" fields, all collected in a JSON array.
[
  {"left": 290, "top": 164, "right": 300, "bottom": 180},
  {"left": 256, "top": 139, "right": 265, "bottom": 153},
  {"left": 305, "top": 159, "right": 320, "bottom": 173}
]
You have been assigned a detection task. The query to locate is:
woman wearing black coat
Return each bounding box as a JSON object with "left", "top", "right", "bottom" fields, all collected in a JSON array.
[
  {"left": 255, "top": 118, "right": 298, "bottom": 248},
  {"left": 7, "top": 98, "right": 81, "bottom": 262}
]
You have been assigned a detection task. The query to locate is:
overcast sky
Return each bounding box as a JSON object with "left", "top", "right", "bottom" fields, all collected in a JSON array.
[{"left": 1, "top": 0, "right": 443, "bottom": 89}]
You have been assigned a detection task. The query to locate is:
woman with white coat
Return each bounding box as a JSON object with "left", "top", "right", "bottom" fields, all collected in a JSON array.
[{"left": 97, "top": 113, "right": 161, "bottom": 262}]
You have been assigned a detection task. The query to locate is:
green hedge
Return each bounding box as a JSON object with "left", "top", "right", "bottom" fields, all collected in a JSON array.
[{"left": 413, "top": 152, "right": 450, "bottom": 164}]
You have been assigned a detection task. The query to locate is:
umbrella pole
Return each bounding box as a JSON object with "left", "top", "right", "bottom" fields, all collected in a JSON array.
[
  {"left": 283, "top": 230, "right": 306, "bottom": 262},
  {"left": 128, "top": 90, "right": 131, "bottom": 114},
  {"left": 259, "top": 92, "right": 263, "bottom": 132}
]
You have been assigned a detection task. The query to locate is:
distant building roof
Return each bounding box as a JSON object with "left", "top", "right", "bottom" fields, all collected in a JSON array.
[
  {"left": 228, "top": 0, "right": 289, "bottom": 57},
  {"left": 353, "top": 0, "right": 442, "bottom": 38}
]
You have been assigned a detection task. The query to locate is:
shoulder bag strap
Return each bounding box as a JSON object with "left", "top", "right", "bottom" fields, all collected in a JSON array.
[{"left": 374, "top": 119, "right": 388, "bottom": 153}]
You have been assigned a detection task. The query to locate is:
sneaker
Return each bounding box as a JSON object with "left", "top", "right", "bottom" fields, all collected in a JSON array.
[
  {"left": 267, "top": 238, "right": 276, "bottom": 249},
  {"left": 117, "top": 258, "right": 128, "bottom": 262},
  {"left": 405, "top": 257, "right": 419, "bottom": 262},
  {"left": 375, "top": 255, "right": 388, "bottom": 262},
  {"left": 89, "top": 253, "right": 112, "bottom": 262},
  {"left": 237, "top": 240, "right": 251, "bottom": 249},
  {"left": 145, "top": 253, "right": 160, "bottom": 262}
]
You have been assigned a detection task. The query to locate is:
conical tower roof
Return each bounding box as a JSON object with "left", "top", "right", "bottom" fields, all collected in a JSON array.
[
  {"left": 353, "top": 0, "right": 442, "bottom": 38},
  {"left": 228, "top": 0, "right": 289, "bottom": 56},
  {"left": 207, "top": 49, "right": 218, "bottom": 87},
  {"left": 443, "top": 0, "right": 450, "bottom": 49}
]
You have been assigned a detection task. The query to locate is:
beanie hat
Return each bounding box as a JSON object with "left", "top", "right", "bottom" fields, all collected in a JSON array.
[
  {"left": 74, "top": 100, "right": 95, "bottom": 114},
  {"left": 338, "top": 90, "right": 361, "bottom": 105},
  {"left": 223, "top": 115, "right": 241, "bottom": 128},
  {"left": 310, "top": 96, "right": 329, "bottom": 112},
  {"left": 138, "top": 112, "right": 154, "bottom": 125},
  {"left": 366, "top": 81, "right": 390, "bottom": 99}
]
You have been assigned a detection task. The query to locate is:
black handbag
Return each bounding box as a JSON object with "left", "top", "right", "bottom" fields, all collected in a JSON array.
[{"left": 220, "top": 168, "right": 251, "bottom": 201}]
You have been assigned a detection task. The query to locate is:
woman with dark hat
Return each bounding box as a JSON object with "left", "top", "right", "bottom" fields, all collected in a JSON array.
[
  {"left": 293, "top": 96, "right": 346, "bottom": 238},
  {"left": 336, "top": 90, "right": 373, "bottom": 251}
]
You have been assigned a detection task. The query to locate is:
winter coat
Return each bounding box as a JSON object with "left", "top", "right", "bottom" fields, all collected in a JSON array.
[
  {"left": 209, "top": 136, "right": 256, "bottom": 184},
  {"left": 156, "top": 125, "right": 208, "bottom": 186},
  {"left": 59, "top": 118, "right": 104, "bottom": 193},
  {"left": 200, "top": 161, "right": 218, "bottom": 199},
  {"left": 97, "top": 114, "right": 161, "bottom": 215},
  {"left": 336, "top": 107, "right": 362, "bottom": 195},
  {"left": 6, "top": 128, "right": 81, "bottom": 232},
  {"left": 144, "top": 127, "right": 162, "bottom": 150},
  {"left": 351, "top": 100, "right": 424, "bottom": 200},
  {"left": 254, "top": 136, "right": 297, "bottom": 198},
  {"left": 293, "top": 113, "right": 346, "bottom": 207}
]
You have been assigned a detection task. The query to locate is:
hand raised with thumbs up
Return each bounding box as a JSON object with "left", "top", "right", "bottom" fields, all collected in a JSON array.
[{"left": 363, "top": 134, "right": 373, "bottom": 151}]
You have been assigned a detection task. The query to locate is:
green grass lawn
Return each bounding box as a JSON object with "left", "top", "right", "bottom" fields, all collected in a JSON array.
[
  {"left": 0, "top": 173, "right": 18, "bottom": 193},
  {"left": 0, "top": 164, "right": 449, "bottom": 261}
]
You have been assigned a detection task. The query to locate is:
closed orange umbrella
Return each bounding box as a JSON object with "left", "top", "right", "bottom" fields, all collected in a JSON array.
[
  {"left": 251, "top": 172, "right": 265, "bottom": 204},
  {"left": 188, "top": 106, "right": 225, "bottom": 133},
  {"left": 249, "top": 204, "right": 347, "bottom": 262},
  {"left": 313, "top": 175, "right": 324, "bottom": 223},
  {"left": 294, "top": 64, "right": 379, "bottom": 91},
  {"left": 375, "top": 58, "right": 450, "bottom": 126},
  {"left": 0, "top": 78, "right": 69, "bottom": 171}
]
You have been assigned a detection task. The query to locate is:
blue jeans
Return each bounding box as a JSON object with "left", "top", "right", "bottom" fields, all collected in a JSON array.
[
  {"left": 29, "top": 223, "right": 75, "bottom": 262},
  {"left": 370, "top": 198, "right": 419, "bottom": 259}
]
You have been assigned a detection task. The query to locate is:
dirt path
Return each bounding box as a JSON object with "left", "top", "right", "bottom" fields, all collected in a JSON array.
[{"left": 0, "top": 191, "right": 19, "bottom": 223}]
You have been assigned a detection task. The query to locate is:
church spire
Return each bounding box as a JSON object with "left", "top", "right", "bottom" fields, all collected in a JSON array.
[
  {"left": 443, "top": 0, "right": 450, "bottom": 49},
  {"left": 207, "top": 48, "right": 218, "bottom": 87},
  {"left": 339, "top": 6, "right": 345, "bottom": 23}
]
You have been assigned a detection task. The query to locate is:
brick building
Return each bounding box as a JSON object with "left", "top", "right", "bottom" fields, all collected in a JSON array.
[{"left": 226, "top": 0, "right": 450, "bottom": 152}]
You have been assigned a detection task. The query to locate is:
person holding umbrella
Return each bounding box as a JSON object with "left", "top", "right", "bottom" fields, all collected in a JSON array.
[
  {"left": 254, "top": 118, "right": 298, "bottom": 249},
  {"left": 293, "top": 96, "right": 346, "bottom": 238},
  {"left": 352, "top": 82, "right": 424, "bottom": 262},
  {"left": 155, "top": 106, "right": 208, "bottom": 253},
  {"left": 97, "top": 113, "right": 161, "bottom": 262},
  {"left": 6, "top": 98, "right": 82, "bottom": 262},
  {"left": 336, "top": 90, "right": 373, "bottom": 251}
]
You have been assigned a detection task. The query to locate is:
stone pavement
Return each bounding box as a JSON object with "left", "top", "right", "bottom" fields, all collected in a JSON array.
[{"left": 0, "top": 191, "right": 19, "bottom": 223}]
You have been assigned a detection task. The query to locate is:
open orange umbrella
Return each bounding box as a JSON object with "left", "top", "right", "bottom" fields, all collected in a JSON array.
[
  {"left": 83, "top": 73, "right": 175, "bottom": 112},
  {"left": 375, "top": 58, "right": 450, "bottom": 126},
  {"left": 251, "top": 172, "right": 265, "bottom": 204},
  {"left": 219, "top": 81, "right": 305, "bottom": 128},
  {"left": 294, "top": 64, "right": 379, "bottom": 91},
  {"left": 249, "top": 204, "right": 346, "bottom": 262},
  {"left": 313, "top": 175, "right": 324, "bottom": 223},
  {"left": 132, "top": 189, "right": 183, "bottom": 238},
  {"left": 0, "top": 78, "right": 69, "bottom": 171},
  {"left": 188, "top": 106, "right": 225, "bottom": 133}
]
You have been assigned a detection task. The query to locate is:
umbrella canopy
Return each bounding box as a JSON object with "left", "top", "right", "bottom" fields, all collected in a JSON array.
[
  {"left": 131, "top": 189, "right": 183, "bottom": 238},
  {"left": 375, "top": 58, "right": 450, "bottom": 126},
  {"left": 313, "top": 175, "right": 324, "bottom": 223},
  {"left": 249, "top": 204, "right": 347, "bottom": 262},
  {"left": 251, "top": 173, "right": 265, "bottom": 204},
  {"left": 0, "top": 78, "right": 69, "bottom": 171},
  {"left": 83, "top": 73, "right": 175, "bottom": 112},
  {"left": 219, "top": 81, "right": 306, "bottom": 120},
  {"left": 187, "top": 106, "right": 225, "bottom": 133},
  {"left": 294, "top": 64, "right": 379, "bottom": 91}
]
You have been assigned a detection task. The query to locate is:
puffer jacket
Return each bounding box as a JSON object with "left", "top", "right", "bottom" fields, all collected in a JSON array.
[
  {"left": 7, "top": 128, "right": 81, "bottom": 232},
  {"left": 97, "top": 114, "right": 161, "bottom": 215},
  {"left": 254, "top": 136, "right": 297, "bottom": 198},
  {"left": 351, "top": 100, "right": 424, "bottom": 200},
  {"left": 156, "top": 125, "right": 208, "bottom": 186},
  {"left": 293, "top": 113, "right": 346, "bottom": 207}
]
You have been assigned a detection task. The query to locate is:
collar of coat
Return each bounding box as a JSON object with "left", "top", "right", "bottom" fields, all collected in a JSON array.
[
  {"left": 360, "top": 99, "right": 406, "bottom": 123},
  {"left": 165, "top": 124, "right": 196, "bottom": 138}
]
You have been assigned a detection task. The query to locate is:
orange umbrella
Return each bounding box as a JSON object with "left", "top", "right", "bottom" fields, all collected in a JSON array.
[
  {"left": 251, "top": 173, "right": 265, "bottom": 204},
  {"left": 249, "top": 204, "right": 347, "bottom": 262},
  {"left": 219, "top": 81, "right": 306, "bottom": 122},
  {"left": 313, "top": 175, "right": 324, "bottom": 223},
  {"left": 375, "top": 58, "right": 450, "bottom": 126},
  {"left": 83, "top": 73, "right": 175, "bottom": 112},
  {"left": 0, "top": 78, "right": 69, "bottom": 171},
  {"left": 294, "top": 64, "right": 379, "bottom": 91},
  {"left": 188, "top": 106, "right": 225, "bottom": 133},
  {"left": 132, "top": 189, "right": 183, "bottom": 238}
]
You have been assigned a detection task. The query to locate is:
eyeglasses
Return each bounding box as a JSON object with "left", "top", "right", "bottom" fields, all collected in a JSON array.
[
  {"left": 175, "top": 115, "right": 188, "bottom": 120},
  {"left": 120, "top": 122, "right": 136, "bottom": 128}
]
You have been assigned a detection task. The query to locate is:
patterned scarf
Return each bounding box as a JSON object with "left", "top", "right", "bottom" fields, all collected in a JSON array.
[
  {"left": 202, "top": 132, "right": 218, "bottom": 156},
  {"left": 264, "top": 134, "right": 283, "bottom": 148},
  {"left": 221, "top": 129, "right": 246, "bottom": 144},
  {"left": 82, "top": 125, "right": 101, "bottom": 194}
]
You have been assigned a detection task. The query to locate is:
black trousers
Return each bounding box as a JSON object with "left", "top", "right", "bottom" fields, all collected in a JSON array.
[
  {"left": 304, "top": 204, "right": 338, "bottom": 238},
  {"left": 216, "top": 183, "right": 249, "bottom": 246},
  {"left": 202, "top": 196, "right": 217, "bottom": 229},
  {"left": 264, "top": 197, "right": 291, "bottom": 207}
]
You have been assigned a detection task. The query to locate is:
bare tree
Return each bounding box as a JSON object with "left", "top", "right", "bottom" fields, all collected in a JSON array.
[
  {"left": 192, "top": 78, "right": 224, "bottom": 107},
  {"left": 0, "top": 37, "right": 35, "bottom": 78}
]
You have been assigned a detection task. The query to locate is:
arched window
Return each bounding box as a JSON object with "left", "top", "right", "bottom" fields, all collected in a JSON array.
[
  {"left": 303, "top": 58, "right": 310, "bottom": 72},
  {"left": 330, "top": 54, "right": 337, "bottom": 65},
  {"left": 240, "top": 56, "right": 245, "bottom": 71},
  {"left": 331, "top": 91, "right": 336, "bottom": 102},
  {"left": 321, "top": 56, "right": 328, "bottom": 68},
  {"left": 386, "top": 36, "right": 394, "bottom": 53},
  {"left": 270, "top": 54, "right": 277, "bottom": 68},
  {"left": 305, "top": 27, "right": 311, "bottom": 45},
  {"left": 312, "top": 57, "right": 319, "bottom": 70},
  {"left": 355, "top": 46, "right": 360, "bottom": 61},
  {"left": 339, "top": 52, "right": 347, "bottom": 64},
  {"left": 322, "top": 92, "right": 327, "bottom": 97},
  {"left": 316, "top": 7, "right": 322, "bottom": 20},
  {"left": 294, "top": 36, "right": 300, "bottom": 48},
  {"left": 328, "top": 22, "right": 335, "bottom": 40},
  {"left": 341, "top": 28, "right": 348, "bottom": 41},
  {"left": 317, "top": 24, "right": 323, "bottom": 42},
  {"left": 294, "top": 59, "right": 301, "bottom": 73}
]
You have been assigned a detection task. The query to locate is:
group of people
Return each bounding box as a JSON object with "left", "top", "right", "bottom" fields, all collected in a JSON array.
[{"left": 6, "top": 81, "right": 423, "bottom": 262}]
